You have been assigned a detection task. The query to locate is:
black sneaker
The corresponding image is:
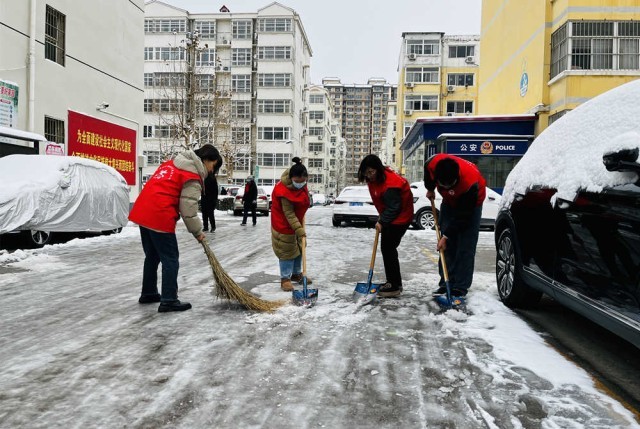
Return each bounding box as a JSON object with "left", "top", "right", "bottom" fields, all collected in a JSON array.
[
  {"left": 432, "top": 287, "right": 447, "bottom": 297},
  {"left": 378, "top": 282, "right": 402, "bottom": 298},
  {"left": 138, "top": 293, "right": 161, "bottom": 304},
  {"left": 203, "top": 228, "right": 209, "bottom": 232},
  {"left": 158, "top": 300, "right": 192, "bottom": 313},
  {"left": 451, "top": 288, "right": 467, "bottom": 297}
]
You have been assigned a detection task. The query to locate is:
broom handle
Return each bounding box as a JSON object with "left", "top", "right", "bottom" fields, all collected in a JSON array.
[
  {"left": 430, "top": 198, "right": 449, "bottom": 282},
  {"left": 369, "top": 229, "right": 380, "bottom": 271}
]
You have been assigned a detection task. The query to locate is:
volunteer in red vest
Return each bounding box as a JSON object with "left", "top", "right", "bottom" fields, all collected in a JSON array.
[
  {"left": 424, "top": 154, "right": 486, "bottom": 298},
  {"left": 129, "top": 144, "right": 222, "bottom": 313},
  {"left": 271, "top": 157, "right": 312, "bottom": 292},
  {"left": 358, "top": 155, "right": 414, "bottom": 298}
]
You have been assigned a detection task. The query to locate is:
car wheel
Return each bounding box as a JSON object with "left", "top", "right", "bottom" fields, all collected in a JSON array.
[
  {"left": 496, "top": 227, "right": 542, "bottom": 308},
  {"left": 25, "top": 230, "right": 52, "bottom": 248},
  {"left": 416, "top": 209, "right": 436, "bottom": 230},
  {"left": 332, "top": 216, "right": 341, "bottom": 227}
]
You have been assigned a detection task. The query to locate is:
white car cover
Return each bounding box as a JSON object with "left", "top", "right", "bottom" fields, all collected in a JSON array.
[{"left": 0, "top": 155, "right": 130, "bottom": 234}]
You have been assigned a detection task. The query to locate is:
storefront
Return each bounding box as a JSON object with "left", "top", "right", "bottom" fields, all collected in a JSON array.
[{"left": 400, "top": 115, "right": 536, "bottom": 193}]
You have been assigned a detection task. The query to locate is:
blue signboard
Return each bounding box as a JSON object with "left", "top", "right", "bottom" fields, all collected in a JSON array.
[{"left": 446, "top": 140, "right": 529, "bottom": 156}]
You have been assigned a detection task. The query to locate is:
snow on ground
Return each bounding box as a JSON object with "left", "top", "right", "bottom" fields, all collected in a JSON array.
[{"left": 0, "top": 207, "right": 638, "bottom": 428}]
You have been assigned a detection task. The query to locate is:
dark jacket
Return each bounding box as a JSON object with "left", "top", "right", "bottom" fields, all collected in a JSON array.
[
  {"left": 242, "top": 180, "right": 258, "bottom": 204},
  {"left": 202, "top": 174, "right": 218, "bottom": 204}
]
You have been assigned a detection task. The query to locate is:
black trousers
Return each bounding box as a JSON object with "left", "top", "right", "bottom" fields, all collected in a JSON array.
[
  {"left": 381, "top": 223, "right": 409, "bottom": 288},
  {"left": 242, "top": 202, "right": 257, "bottom": 225},
  {"left": 202, "top": 200, "right": 215, "bottom": 231}
]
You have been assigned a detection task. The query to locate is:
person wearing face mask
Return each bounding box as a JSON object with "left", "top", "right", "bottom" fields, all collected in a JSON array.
[
  {"left": 241, "top": 175, "right": 258, "bottom": 226},
  {"left": 270, "top": 157, "right": 312, "bottom": 291},
  {"left": 424, "top": 154, "right": 486, "bottom": 298},
  {"left": 129, "top": 144, "right": 223, "bottom": 312},
  {"left": 358, "top": 154, "right": 414, "bottom": 298}
]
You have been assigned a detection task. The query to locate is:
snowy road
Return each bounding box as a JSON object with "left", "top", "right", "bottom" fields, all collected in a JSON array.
[{"left": 1, "top": 207, "right": 638, "bottom": 428}]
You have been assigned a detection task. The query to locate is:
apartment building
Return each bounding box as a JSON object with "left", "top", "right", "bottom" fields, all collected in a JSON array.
[
  {"left": 143, "top": 1, "right": 312, "bottom": 186},
  {"left": 478, "top": 0, "right": 640, "bottom": 133},
  {"left": 322, "top": 77, "right": 396, "bottom": 185},
  {"left": 0, "top": 0, "right": 144, "bottom": 195},
  {"left": 395, "top": 32, "right": 480, "bottom": 173}
]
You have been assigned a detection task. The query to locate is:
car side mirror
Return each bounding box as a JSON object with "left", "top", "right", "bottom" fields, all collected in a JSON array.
[{"left": 603, "top": 147, "right": 639, "bottom": 172}]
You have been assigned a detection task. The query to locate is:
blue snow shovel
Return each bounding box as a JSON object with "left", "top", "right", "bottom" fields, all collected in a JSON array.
[
  {"left": 353, "top": 229, "right": 382, "bottom": 305},
  {"left": 431, "top": 199, "right": 465, "bottom": 310},
  {"left": 292, "top": 236, "right": 318, "bottom": 307}
]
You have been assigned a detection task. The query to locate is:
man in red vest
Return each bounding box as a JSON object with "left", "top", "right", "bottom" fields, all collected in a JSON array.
[
  {"left": 424, "top": 154, "right": 486, "bottom": 298},
  {"left": 359, "top": 155, "right": 414, "bottom": 298}
]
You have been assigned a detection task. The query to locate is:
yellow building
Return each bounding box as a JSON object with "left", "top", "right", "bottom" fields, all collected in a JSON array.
[
  {"left": 479, "top": 0, "right": 640, "bottom": 133},
  {"left": 395, "top": 33, "right": 480, "bottom": 173}
]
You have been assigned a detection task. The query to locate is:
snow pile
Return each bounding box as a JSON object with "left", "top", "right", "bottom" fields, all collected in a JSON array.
[{"left": 502, "top": 79, "right": 640, "bottom": 208}]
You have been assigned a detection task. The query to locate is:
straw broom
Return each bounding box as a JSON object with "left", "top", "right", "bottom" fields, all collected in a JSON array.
[{"left": 200, "top": 240, "right": 285, "bottom": 312}]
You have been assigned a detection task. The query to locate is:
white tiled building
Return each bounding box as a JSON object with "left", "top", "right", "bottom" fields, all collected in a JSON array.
[{"left": 143, "top": 1, "right": 312, "bottom": 186}]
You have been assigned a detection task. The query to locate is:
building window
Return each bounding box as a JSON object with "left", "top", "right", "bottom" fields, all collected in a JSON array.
[
  {"left": 195, "top": 74, "right": 214, "bottom": 91},
  {"left": 147, "top": 47, "right": 185, "bottom": 62},
  {"left": 257, "top": 152, "right": 290, "bottom": 166},
  {"left": 143, "top": 150, "right": 162, "bottom": 165},
  {"left": 257, "top": 73, "right": 292, "bottom": 87},
  {"left": 308, "top": 174, "right": 323, "bottom": 184},
  {"left": 405, "top": 95, "right": 438, "bottom": 111},
  {"left": 308, "top": 158, "right": 323, "bottom": 168},
  {"left": 406, "top": 39, "right": 439, "bottom": 55},
  {"left": 234, "top": 152, "right": 251, "bottom": 171},
  {"left": 232, "top": 48, "right": 251, "bottom": 66},
  {"left": 309, "top": 111, "right": 324, "bottom": 120},
  {"left": 232, "top": 126, "right": 251, "bottom": 144},
  {"left": 257, "top": 99, "right": 291, "bottom": 114},
  {"left": 156, "top": 73, "right": 186, "bottom": 87},
  {"left": 309, "top": 142, "right": 323, "bottom": 152},
  {"left": 258, "top": 18, "right": 292, "bottom": 32},
  {"left": 45, "top": 6, "right": 65, "bottom": 66},
  {"left": 448, "top": 45, "right": 475, "bottom": 58},
  {"left": 44, "top": 116, "right": 64, "bottom": 143},
  {"left": 232, "top": 20, "right": 252, "bottom": 39},
  {"left": 447, "top": 73, "right": 474, "bottom": 86},
  {"left": 446, "top": 101, "right": 473, "bottom": 114},
  {"left": 309, "top": 94, "right": 324, "bottom": 104},
  {"left": 196, "top": 48, "right": 216, "bottom": 67},
  {"left": 232, "top": 74, "right": 251, "bottom": 92},
  {"left": 308, "top": 127, "right": 323, "bottom": 137},
  {"left": 405, "top": 67, "right": 439, "bottom": 83},
  {"left": 258, "top": 127, "right": 291, "bottom": 140},
  {"left": 194, "top": 20, "right": 216, "bottom": 39},
  {"left": 144, "top": 19, "right": 187, "bottom": 33},
  {"left": 551, "top": 21, "right": 640, "bottom": 78},
  {"left": 258, "top": 46, "right": 292, "bottom": 60},
  {"left": 154, "top": 125, "right": 177, "bottom": 138},
  {"left": 232, "top": 100, "right": 251, "bottom": 118},
  {"left": 143, "top": 125, "right": 153, "bottom": 138}
]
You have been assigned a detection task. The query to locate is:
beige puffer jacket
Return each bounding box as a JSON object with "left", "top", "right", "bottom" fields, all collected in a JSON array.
[
  {"left": 271, "top": 169, "right": 306, "bottom": 260},
  {"left": 174, "top": 150, "right": 207, "bottom": 237}
]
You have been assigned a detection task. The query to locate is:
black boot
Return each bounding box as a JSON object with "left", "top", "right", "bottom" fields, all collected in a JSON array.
[
  {"left": 138, "top": 293, "right": 161, "bottom": 304},
  {"left": 158, "top": 300, "right": 192, "bottom": 313}
]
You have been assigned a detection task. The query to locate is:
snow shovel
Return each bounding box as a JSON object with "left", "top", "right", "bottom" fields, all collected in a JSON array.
[
  {"left": 292, "top": 236, "right": 318, "bottom": 307},
  {"left": 431, "top": 199, "right": 465, "bottom": 311},
  {"left": 353, "top": 229, "right": 382, "bottom": 305}
]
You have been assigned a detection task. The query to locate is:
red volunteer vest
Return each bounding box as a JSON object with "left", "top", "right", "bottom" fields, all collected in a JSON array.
[
  {"left": 426, "top": 154, "right": 486, "bottom": 207},
  {"left": 129, "top": 160, "right": 202, "bottom": 233},
  {"left": 367, "top": 167, "right": 414, "bottom": 226},
  {"left": 270, "top": 181, "right": 310, "bottom": 234}
]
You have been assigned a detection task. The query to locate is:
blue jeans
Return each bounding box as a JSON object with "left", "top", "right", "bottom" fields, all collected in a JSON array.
[
  {"left": 438, "top": 204, "right": 482, "bottom": 294},
  {"left": 139, "top": 226, "right": 180, "bottom": 303},
  {"left": 279, "top": 255, "right": 302, "bottom": 279}
]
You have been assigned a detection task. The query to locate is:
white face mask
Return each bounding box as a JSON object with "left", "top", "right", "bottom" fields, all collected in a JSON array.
[{"left": 292, "top": 181, "right": 306, "bottom": 189}]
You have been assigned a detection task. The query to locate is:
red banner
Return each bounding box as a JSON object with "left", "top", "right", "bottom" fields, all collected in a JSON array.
[{"left": 67, "top": 110, "right": 137, "bottom": 185}]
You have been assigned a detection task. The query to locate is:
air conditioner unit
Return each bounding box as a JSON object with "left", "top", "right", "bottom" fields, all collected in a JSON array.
[
  {"left": 222, "top": 39, "right": 229, "bottom": 45},
  {"left": 313, "top": 151, "right": 319, "bottom": 155},
  {"left": 404, "top": 109, "right": 413, "bottom": 116},
  {"left": 251, "top": 117, "right": 257, "bottom": 123},
  {"left": 447, "top": 85, "right": 455, "bottom": 92},
  {"left": 408, "top": 53, "right": 417, "bottom": 60},
  {"left": 405, "top": 82, "right": 415, "bottom": 88},
  {"left": 447, "top": 112, "right": 454, "bottom": 116},
  {"left": 216, "top": 65, "right": 223, "bottom": 71},
  {"left": 302, "top": 128, "right": 308, "bottom": 134},
  {"left": 315, "top": 119, "right": 322, "bottom": 123},
  {"left": 465, "top": 56, "right": 475, "bottom": 64},
  {"left": 223, "top": 66, "right": 229, "bottom": 71},
  {"left": 252, "top": 91, "right": 258, "bottom": 97}
]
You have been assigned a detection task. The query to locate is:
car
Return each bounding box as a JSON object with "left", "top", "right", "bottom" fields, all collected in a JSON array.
[
  {"left": 311, "top": 193, "right": 327, "bottom": 206},
  {"left": 332, "top": 186, "right": 378, "bottom": 227},
  {"left": 0, "top": 155, "right": 129, "bottom": 248},
  {"left": 261, "top": 184, "right": 274, "bottom": 210},
  {"left": 494, "top": 79, "right": 640, "bottom": 349},
  {"left": 233, "top": 185, "right": 269, "bottom": 216}
]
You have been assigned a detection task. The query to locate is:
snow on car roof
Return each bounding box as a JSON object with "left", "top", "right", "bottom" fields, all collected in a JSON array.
[{"left": 501, "top": 79, "right": 640, "bottom": 208}]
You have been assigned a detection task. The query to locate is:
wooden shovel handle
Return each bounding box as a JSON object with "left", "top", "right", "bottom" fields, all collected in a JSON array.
[
  {"left": 430, "top": 198, "right": 449, "bottom": 282},
  {"left": 369, "top": 229, "right": 380, "bottom": 271},
  {"left": 301, "top": 235, "right": 307, "bottom": 277}
]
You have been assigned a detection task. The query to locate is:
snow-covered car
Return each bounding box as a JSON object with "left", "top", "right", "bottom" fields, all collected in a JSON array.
[
  {"left": 332, "top": 185, "right": 378, "bottom": 227},
  {"left": 261, "top": 184, "right": 274, "bottom": 210},
  {"left": 311, "top": 193, "right": 327, "bottom": 206},
  {"left": 233, "top": 185, "right": 269, "bottom": 216},
  {"left": 495, "top": 79, "right": 640, "bottom": 349},
  {"left": 0, "top": 155, "right": 129, "bottom": 248}
]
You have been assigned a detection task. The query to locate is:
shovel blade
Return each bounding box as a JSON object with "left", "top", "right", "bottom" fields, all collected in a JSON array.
[
  {"left": 434, "top": 294, "right": 466, "bottom": 310},
  {"left": 353, "top": 281, "right": 382, "bottom": 305},
  {"left": 292, "top": 277, "right": 318, "bottom": 307}
]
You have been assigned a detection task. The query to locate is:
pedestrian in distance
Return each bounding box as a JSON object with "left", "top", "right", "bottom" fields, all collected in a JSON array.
[
  {"left": 271, "top": 157, "right": 312, "bottom": 291},
  {"left": 129, "top": 144, "right": 223, "bottom": 313},
  {"left": 358, "top": 154, "right": 414, "bottom": 298},
  {"left": 241, "top": 175, "right": 258, "bottom": 226},
  {"left": 220, "top": 186, "right": 227, "bottom": 195},
  {"left": 424, "top": 154, "right": 486, "bottom": 298},
  {"left": 201, "top": 172, "right": 218, "bottom": 232}
]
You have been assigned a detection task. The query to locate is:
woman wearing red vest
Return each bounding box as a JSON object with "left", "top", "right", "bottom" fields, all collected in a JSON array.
[
  {"left": 424, "top": 154, "right": 486, "bottom": 298},
  {"left": 271, "top": 157, "right": 311, "bottom": 291},
  {"left": 358, "top": 155, "right": 414, "bottom": 298},
  {"left": 129, "top": 145, "right": 222, "bottom": 313}
]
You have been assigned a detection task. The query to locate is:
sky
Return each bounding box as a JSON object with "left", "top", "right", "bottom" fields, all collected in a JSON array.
[{"left": 161, "top": 0, "right": 482, "bottom": 85}]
